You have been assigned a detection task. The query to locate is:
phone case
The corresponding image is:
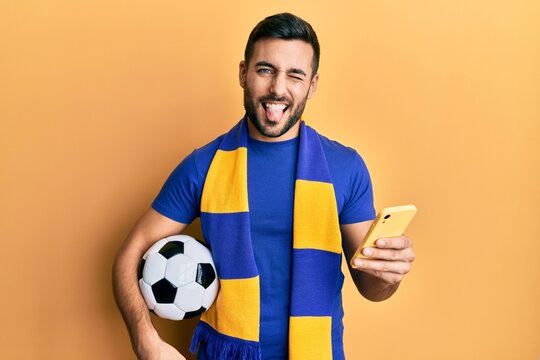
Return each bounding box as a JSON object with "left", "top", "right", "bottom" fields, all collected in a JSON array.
[{"left": 351, "top": 204, "right": 417, "bottom": 266}]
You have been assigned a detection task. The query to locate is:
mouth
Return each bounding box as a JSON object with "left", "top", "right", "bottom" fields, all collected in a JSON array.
[{"left": 261, "top": 101, "right": 290, "bottom": 122}]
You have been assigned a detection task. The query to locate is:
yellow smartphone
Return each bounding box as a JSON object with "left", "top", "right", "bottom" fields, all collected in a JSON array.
[{"left": 350, "top": 205, "right": 417, "bottom": 268}]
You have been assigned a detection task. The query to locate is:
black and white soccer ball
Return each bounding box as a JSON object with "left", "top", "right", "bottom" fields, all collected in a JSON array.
[{"left": 138, "top": 235, "right": 219, "bottom": 320}]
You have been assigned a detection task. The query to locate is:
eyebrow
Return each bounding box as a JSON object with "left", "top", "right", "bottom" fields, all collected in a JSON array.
[{"left": 255, "top": 61, "right": 307, "bottom": 77}]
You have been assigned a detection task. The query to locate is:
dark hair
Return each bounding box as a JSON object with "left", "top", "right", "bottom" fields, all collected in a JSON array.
[{"left": 244, "top": 13, "right": 320, "bottom": 77}]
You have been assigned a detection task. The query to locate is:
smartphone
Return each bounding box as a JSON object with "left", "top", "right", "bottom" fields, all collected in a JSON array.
[{"left": 350, "top": 205, "right": 417, "bottom": 268}]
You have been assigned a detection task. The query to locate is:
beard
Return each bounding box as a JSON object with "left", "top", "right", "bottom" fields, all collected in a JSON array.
[{"left": 243, "top": 86, "right": 308, "bottom": 139}]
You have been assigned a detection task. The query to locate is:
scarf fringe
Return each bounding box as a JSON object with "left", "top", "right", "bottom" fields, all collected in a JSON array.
[{"left": 189, "top": 322, "right": 262, "bottom": 360}]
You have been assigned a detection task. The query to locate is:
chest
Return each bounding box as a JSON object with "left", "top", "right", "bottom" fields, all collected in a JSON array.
[{"left": 247, "top": 141, "right": 297, "bottom": 236}]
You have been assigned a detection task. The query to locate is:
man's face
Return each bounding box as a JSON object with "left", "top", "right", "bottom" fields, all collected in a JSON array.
[{"left": 239, "top": 38, "right": 319, "bottom": 141}]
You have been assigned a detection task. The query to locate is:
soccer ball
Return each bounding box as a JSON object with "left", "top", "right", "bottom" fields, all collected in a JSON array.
[{"left": 138, "top": 235, "right": 219, "bottom": 320}]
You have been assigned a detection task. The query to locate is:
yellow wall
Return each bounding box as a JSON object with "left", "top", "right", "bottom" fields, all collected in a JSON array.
[{"left": 1, "top": 1, "right": 538, "bottom": 359}]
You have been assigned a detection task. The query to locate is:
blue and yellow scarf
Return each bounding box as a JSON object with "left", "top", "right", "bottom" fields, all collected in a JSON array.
[{"left": 189, "top": 118, "right": 342, "bottom": 359}]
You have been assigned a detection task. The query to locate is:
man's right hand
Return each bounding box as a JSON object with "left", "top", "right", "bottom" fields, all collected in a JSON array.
[{"left": 137, "top": 334, "right": 186, "bottom": 360}]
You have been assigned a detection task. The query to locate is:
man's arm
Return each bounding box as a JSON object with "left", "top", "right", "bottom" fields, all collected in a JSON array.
[
  {"left": 341, "top": 221, "right": 415, "bottom": 302},
  {"left": 112, "top": 208, "right": 188, "bottom": 360}
]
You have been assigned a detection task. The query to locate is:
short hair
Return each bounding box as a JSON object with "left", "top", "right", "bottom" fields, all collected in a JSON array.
[{"left": 244, "top": 13, "right": 320, "bottom": 77}]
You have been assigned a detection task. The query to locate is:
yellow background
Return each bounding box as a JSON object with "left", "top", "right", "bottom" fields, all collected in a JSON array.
[{"left": 1, "top": 1, "right": 538, "bottom": 359}]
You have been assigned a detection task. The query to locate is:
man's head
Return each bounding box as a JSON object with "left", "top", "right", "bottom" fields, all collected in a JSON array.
[{"left": 240, "top": 13, "right": 321, "bottom": 141}]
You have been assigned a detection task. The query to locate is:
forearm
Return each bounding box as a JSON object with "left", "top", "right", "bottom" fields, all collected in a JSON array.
[
  {"left": 112, "top": 209, "right": 189, "bottom": 358},
  {"left": 112, "top": 240, "right": 159, "bottom": 354}
]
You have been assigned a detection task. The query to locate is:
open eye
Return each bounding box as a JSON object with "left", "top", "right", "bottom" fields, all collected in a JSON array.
[{"left": 257, "top": 68, "right": 274, "bottom": 75}]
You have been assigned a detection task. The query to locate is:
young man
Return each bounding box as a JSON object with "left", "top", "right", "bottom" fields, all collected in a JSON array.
[{"left": 113, "top": 13, "right": 415, "bottom": 360}]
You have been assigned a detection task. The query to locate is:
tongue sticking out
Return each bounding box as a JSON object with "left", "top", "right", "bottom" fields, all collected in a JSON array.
[{"left": 265, "top": 106, "right": 285, "bottom": 122}]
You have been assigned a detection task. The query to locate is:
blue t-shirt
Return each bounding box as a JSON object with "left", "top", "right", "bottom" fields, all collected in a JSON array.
[{"left": 152, "top": 130, "right": 375, "bottom": 359}]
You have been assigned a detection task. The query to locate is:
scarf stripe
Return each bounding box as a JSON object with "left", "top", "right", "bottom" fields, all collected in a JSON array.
[
  {"left": 289, "top": 120, "right": 340, "bottom": 359},
  {"left": 190, "top": 118, "right": 341, "bottom": 359}
]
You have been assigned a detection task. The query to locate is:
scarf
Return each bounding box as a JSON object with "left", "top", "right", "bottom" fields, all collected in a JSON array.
[{"left": 189, "top": 117, "right": 343, "bottom": 359}]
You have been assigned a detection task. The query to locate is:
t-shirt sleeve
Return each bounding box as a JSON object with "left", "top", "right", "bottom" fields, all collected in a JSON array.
[
  {"left": 339, "top": 151, "right": 376, "bottom": 224},
  {"left": 151, "top": 151, "right": 201, "bottom": 224}
]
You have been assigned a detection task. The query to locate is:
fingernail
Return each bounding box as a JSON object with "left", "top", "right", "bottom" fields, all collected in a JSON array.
[
  {"left": 378, "top": 240, "right": 386, "bottom": 247},
  {"left": 354, "top": 259, "right": 363, "bottom": 267},
  {"left": 362, "top": 248, "right": 372, "bottom": 257}
]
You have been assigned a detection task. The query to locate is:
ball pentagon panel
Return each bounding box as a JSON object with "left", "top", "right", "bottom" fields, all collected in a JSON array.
[
  {"left": 151, "top": 278, "right": 177, "bottom": 304},
  {"left": 158, "top": 241, "right": 184, "bottom": 259},
  {"left": 195, "top": 263, "right": 216, "bottom": 289}
]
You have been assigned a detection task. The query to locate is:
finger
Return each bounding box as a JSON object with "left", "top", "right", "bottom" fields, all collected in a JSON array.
[
  {"left": 355, "top": 266, "right": 405, "bottom": 285},
  {"left": 354, "top": 258, "right": 411, "bottom": 275},
  {"left": 362, "top": 247, "right": 415, "bottom": 262},
  {"left": 376, "top": 235, "right": 412, "bottom": 250}
]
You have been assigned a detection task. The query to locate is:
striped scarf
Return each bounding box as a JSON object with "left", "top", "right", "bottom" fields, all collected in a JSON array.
[{"left": 189, "top": 117, "right": 342, "bottom": 359}]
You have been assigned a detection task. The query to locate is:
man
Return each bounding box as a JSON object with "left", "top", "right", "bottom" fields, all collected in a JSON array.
[{"left": 113, "top": 13, "right": 415, "bottom": 360}]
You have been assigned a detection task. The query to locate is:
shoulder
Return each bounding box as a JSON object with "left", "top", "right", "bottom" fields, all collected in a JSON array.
[
  {"left": 163, "top": 133, "right": 224, "bottom": 191},
  {"left": 189, "top": 134, "right": 225, "bottom": 176},
  {"left": 312, "top": 130, "right": 375, "bottom": 222},
  {"left": 317, "top": 133, "right": 368, "bottom": 170},
  {"left": 316, "top": 131, "right": 372, "bottom": 195},
  {"left": 192, "top": 134, "right": 224, "bottom": 161}
]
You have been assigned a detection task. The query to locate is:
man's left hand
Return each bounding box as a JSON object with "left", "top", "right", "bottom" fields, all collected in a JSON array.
[{"left": 352, "top": 235, "right": 415, "bottom": 286}]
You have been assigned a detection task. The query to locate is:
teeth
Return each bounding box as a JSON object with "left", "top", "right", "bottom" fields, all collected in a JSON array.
[{"left": 265, "top": 103, "right": 287, "bottom": 110}]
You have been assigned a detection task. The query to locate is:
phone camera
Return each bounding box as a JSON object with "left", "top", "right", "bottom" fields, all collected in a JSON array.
[{"left": 384, "top": 214, "right": 391, "bottom": 219}]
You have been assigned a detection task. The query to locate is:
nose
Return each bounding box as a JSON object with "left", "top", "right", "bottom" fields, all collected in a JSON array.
[{"left": 269, "top": 71, "right": 287, "bottom": 97}]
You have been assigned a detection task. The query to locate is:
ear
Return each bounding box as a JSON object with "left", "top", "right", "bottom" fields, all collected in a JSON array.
[
  {"left": 239, "top": 60, "right": 247, "bottom": 88},
  {"left": 307, "top": 73, "right": 319, "bottom": 99}
]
